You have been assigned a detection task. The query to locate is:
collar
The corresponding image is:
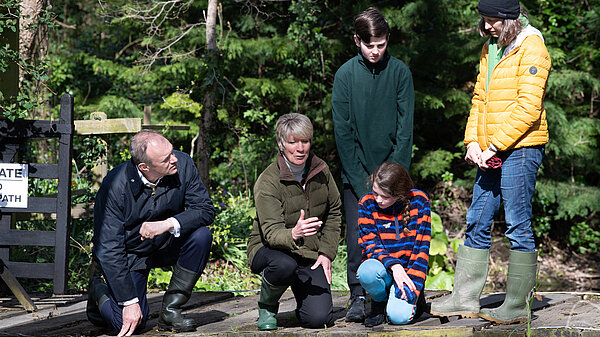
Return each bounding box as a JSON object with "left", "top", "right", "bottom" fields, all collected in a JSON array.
[
  {"left": 357, "top": 51, "right": 391, "bottom": 75},
  {"left": 126, "top": 158, "right": 180, "bottom": 198},
  {"left": 503, "top": 24, "right": 544, "bottom": 56},
  {"left": 277, "top": 151, "right": 326, "bottom": 183},
  {"left": 137, "top": 167, "right": 162, "bottom": 188},
  {"left": 281, "top": 154, "right": 306, "bottom": 182}
]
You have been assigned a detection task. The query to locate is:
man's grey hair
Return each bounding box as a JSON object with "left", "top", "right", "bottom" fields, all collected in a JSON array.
[
  {"left": 130, "top": 130, "right": 164, "bottom": 166},
  {"left": 275, "top": 113, "right": 313, "bottom": 150}
]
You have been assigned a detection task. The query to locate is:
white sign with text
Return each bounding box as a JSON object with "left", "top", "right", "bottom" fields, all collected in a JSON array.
[{"left": 0, "top": 163, "right": 28, "bottom": 208}]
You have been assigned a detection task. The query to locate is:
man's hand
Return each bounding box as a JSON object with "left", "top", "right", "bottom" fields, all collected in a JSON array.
[
  {"left": 465, "top": 142, "right": 482, "bottom": 166},
  {"left": 390, "top": 264, "right": 416, "bottom": 301},
  {"left": 311, "top": 254, "right": 332, "bottom": 285},
  {"left": 291, "top": 209, "right": 322, "bottom": 241},
  {"left": 117, "top": 303, "right": 142, "bottom": 336},
  {"left": 140, "top": 219, "right": 173, "bottom": 241}
]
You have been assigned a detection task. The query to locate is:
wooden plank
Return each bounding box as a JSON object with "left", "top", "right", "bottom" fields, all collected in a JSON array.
[
  {"left": 1, "top": 197, "right": 56, "bottom": 213},
  {"left": 0, "top": 143, "right": 20, "bottom": 162},
  {"left": 142, "top": 124, "right": 190, "bottom": 131},
  {"left": 4, "top": 261, "right": 54, "bottom": 279},
  {"left": 0, "top": 259, "right": 37, "bottom": 312},
  {"left": 0, "top": 229, "right": 56, "bottom": 246},
  {"left": 12, "top": 202, "right": 94, "bottom": 220},
  {"left": 74, "top": 118, "right": 141, "bottom": 135},
  {"left": 54, "top": 93, "right": 74, "bottom": 294},
  {"left": 0, "top": 119, "right": 64, "bottom": 138},
  {"left": 28, "top": 163, "right": 58, "bottom": 179}
]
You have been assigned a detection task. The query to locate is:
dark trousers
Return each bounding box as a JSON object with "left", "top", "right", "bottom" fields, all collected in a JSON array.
[
  {"left": 344, "top": 186, "right": 365, "bottom": 297},
  {"left": 251, "top": 246, "right": 333, "bottom": 328},
  {"left": 100, "top": 226, "right": 212, "bottom": 332}
]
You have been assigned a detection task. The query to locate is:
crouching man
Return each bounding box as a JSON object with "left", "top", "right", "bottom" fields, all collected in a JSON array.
[{"left": 86, "top": 130, "right": 215, "bottom": 336}]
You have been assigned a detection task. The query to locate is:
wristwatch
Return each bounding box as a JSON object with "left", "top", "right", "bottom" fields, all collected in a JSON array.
[{"left": 488, "top": 143, "right": 498, "bottom": 152}]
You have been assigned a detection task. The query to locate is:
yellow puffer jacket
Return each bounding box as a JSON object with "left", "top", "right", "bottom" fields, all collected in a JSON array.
[{"left": 464, "top": 25, "right": 551, "bottom": 151}]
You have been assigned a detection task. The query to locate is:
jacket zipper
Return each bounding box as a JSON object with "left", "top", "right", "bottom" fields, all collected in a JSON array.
[{"left": 484, "top": 46, "right": 519, "bottom": 149}]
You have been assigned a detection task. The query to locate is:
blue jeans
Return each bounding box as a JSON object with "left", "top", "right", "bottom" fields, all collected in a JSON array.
[
  {"left": 357, "top": 259, "right": 418, "bottom": 325},
  {"left": 464, "top": 146, "right": 544, "bottom": 252}
]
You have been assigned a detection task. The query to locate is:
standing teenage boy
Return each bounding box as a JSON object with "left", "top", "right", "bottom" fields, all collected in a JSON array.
[{"left": 332, "top": 7, "right": 414, "bottom": 323}]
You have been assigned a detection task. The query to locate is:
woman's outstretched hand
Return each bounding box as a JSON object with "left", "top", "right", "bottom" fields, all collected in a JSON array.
[{"left": 291, "top": 209, "right": 322, "bottom": 241}]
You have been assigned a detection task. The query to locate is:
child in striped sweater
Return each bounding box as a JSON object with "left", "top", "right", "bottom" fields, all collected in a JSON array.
[{"left": 357, "top": 162, "right": 431, "bottom": 326}]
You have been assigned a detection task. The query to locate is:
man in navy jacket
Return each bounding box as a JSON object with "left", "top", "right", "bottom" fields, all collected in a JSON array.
[{"left": 87, "top": 130, "right": 215, "bottom": 335}]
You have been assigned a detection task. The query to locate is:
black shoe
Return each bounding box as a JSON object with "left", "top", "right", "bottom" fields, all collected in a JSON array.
[
  {"left": 345, "top": 296, "right": 366, "bottom": 322},
  {"left": 364, "top": 313, "right": 386, "bottom": 327},
  {"left": 86, "top": 277, "right": 109, "bottom": 327},
  {"left": 364, "top": 300, "right": 386, "bottom": 327}
]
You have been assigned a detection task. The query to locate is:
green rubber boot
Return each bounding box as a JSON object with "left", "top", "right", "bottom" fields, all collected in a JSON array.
[
  {"left": 158, "top": 264, "right": 201, "bottom": 332},
  {"left": 257, "top": 274, "right": 288, "bottom": 331},
  {"left": 479, "top": 250, "right": 538, "bottom": 324},
  {"left": 430, "top": 245, "right": 489, "bottom": 318}
]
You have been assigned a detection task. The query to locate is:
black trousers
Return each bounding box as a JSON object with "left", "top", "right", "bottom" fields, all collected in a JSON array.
[
  {"left": 344, "top": 186, "right": 365, "bottom": 297},
  {"left": 251, "top": 246, "right": 333, "bottom": 328},
  {"left": 100, "top": 226, "right": 212, "bottom": 332}
]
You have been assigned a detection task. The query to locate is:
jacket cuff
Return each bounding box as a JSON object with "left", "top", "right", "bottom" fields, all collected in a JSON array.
[{"left": 120, "top": 297, "right": 139, "bottom": 306}]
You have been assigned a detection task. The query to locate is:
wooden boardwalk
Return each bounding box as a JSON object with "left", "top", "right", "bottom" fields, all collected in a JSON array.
[{"left": 1, "top": 290, "right": 599, "bottom": 336}]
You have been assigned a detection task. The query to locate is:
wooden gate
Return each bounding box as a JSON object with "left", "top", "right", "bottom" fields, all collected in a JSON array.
[{"left": 0, "top": 94, "right": 73, "bottom": 296}]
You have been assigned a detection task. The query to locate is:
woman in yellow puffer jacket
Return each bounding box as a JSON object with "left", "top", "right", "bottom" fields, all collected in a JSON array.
[{"left": 430, "top": 0, "right": 551, "bottom": 325}]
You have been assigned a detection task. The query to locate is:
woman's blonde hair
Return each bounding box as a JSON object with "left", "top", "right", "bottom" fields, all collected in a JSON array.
[
  {"left": 478, "top": 8, "right": 529, "bottom": 46},
  {"left": 275, "top": 113, "right": 313, "bottom": 151}
]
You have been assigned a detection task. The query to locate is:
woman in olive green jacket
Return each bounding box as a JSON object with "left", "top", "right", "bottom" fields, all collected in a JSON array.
[{"left": 247, "top": 113, "right": 342, "bottom": 330}]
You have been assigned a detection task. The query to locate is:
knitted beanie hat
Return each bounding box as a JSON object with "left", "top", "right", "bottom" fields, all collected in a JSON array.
[{"left": 478, "top": 0, "right": 520, "bottom": 19}]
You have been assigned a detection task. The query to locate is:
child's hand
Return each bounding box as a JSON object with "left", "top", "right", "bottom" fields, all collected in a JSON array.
[{"left": 390, "top": 264, "right": 416, "bottom": 300}]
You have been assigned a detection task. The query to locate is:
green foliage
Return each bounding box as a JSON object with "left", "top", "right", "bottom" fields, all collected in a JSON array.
[
  {"left": 331, "top": 244, "right": 350, "bottom": 291},
  {"left": 210, "top": 190, "right": 255, "bottom": 257},
  {"left": 426, "top": 211, "right": 459, "bottom": 290},
  {"left": 5, "top": 0, "right": 598, "bottom": 293},
  {"left": 412, "top": 150, "right": 461, "bottom": 181},
  {"left": 535, "top": 180, "right": 600, "bottom": 221},
  {"left": 568, "top": 222, "right": 600, "bottom": 254}
]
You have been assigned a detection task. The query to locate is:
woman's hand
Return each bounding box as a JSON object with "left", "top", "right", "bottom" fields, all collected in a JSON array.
[
  {"left": 311, "top": 253, "right": 332, "bottom": 285},
  {"left": 390, "top": 264, "right": 416, "bottom": 301},
  {"left": 478, "top": 149, "right": 495, "bottom": 170},
  {"left": 465, "top": 142, "right": 483, "bottom": 166},
  {"left": 291, "top": 209, "right": 322, "bottom": 241}
]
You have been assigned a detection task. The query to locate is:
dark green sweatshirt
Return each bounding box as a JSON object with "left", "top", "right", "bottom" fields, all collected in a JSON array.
[{"left": 332, "top": 52, "right": 414, "bottom": 199}]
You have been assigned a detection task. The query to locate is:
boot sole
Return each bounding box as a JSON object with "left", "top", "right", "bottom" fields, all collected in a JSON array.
[
  {"left": 478, "top": 313, "right": 526, "bottom": 325},
  {"left": 258, "top": 325, "right": 277, "bottom": 331},
  {"left": 157, "top": 323, "right": 196, "bottom": 332},
  {"left": 429, "top": 310, "right": 479, "bottom": 319}
]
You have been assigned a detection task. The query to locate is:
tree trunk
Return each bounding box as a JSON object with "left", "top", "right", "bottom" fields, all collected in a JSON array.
[
  {"left": 195, "top": 0, "right": 219, "bottom": 189},
  {"left": 19, "top": 0, "right": 47, "bottom": 66},
  {"left": 20, "top": 0, "right": 49, "bottom": 121}
]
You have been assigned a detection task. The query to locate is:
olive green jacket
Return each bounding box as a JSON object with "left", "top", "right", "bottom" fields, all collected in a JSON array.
[{"left": 247, "top": 152, "right": 342, "bottom": 266}]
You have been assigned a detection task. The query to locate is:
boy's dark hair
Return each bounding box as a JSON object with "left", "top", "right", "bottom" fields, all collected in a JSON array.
[{"left": 354, "top": 7, "right": 390, "bottom": 43}]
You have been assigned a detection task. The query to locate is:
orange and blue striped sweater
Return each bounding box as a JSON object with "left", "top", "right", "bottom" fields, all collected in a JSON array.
[{"left": 358, "top": 189, "right": 431, "bottom": 302}]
